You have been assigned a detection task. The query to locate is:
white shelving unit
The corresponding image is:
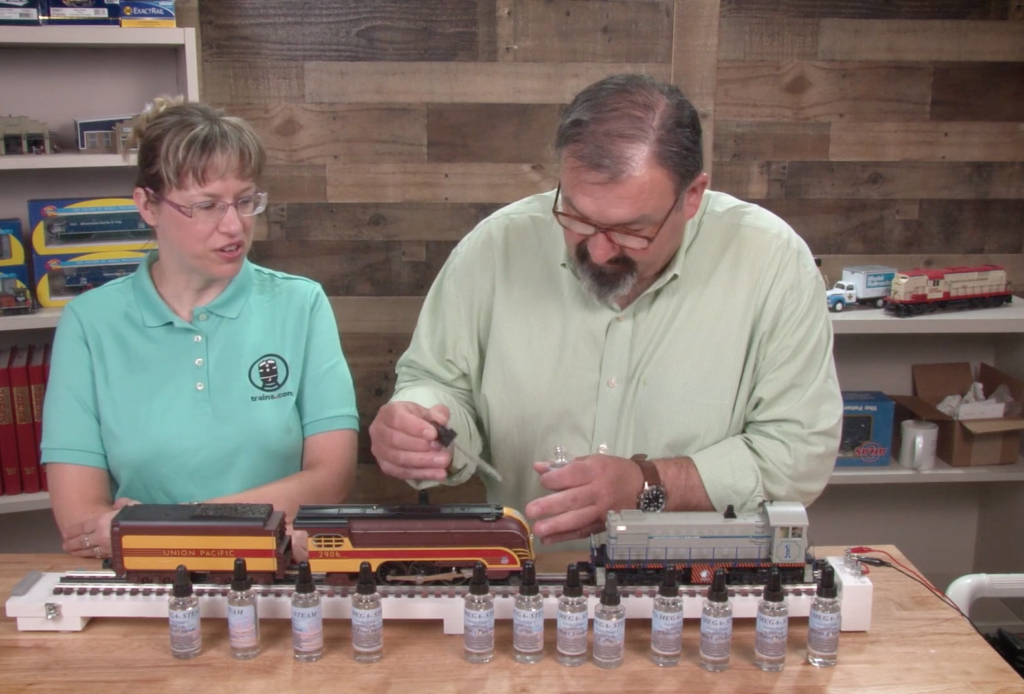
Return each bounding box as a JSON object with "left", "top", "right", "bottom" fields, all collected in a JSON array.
[{"left": 0, "top": 153, "right": 136, "bottom": 171}]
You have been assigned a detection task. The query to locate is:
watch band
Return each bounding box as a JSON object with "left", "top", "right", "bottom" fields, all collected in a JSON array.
[{"left": 630, "top": 453, "right": 662, "bottom": 490}]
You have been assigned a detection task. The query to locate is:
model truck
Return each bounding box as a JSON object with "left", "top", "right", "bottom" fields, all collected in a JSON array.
[{"left": 826, "top": 265, "right": 897, "bottom": 312}]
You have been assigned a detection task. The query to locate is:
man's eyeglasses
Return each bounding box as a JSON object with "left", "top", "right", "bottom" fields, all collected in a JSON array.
[
  {"left": 146, "top": 188, "right": 268, "bottom": 225},
  {"left": 551, "top": 183, "right": 681, "bottom": 251}
]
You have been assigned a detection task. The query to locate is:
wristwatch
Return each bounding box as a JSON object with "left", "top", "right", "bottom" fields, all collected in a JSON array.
[{"left": 631, "top": 454, "right": 667, "bottom": 512}]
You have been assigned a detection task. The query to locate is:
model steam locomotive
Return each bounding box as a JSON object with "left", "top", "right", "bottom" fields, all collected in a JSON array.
[{"left": 109, "top": 500, "right": 813, "bottom": 587}]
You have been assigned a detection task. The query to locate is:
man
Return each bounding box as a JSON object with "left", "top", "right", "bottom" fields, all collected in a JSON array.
[{"left": 369, "top": 74, "right": 842, "bottom": 548}]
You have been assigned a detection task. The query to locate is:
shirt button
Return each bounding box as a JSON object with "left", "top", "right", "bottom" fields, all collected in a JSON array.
[
  {"left": 196, "top": 382, "right": 205, "bottom": 391},
  {"left": 608, "top": 378, "right": 618, "bottom": 389},
  {"left": 194, "top": 335, "right": 202, "bottom": 343},
  {"left": 195, "top": 358, "right": 203, "bottom": 367},
  {"left": 598, "top": 443, "right": 609, "bottom": 454},
  {"left": 616, "top": 315, "right": 626, "bottom": 322},
  {"left": 198, "top": 313, "right": 209, "bottom": 322}
]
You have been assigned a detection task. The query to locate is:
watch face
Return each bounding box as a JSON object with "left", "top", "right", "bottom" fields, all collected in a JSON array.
[{"left": 639, "top": 485, "right": 667, "bottom": 512}]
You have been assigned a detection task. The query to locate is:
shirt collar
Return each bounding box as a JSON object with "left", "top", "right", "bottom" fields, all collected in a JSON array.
[{"left": 133, "top": 251, "right": 255, "bottom": 327}]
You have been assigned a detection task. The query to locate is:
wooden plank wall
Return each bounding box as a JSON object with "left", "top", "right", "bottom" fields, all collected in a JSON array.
[{"left": 186, "top": 1, "right": 1024, "bottom": 502}]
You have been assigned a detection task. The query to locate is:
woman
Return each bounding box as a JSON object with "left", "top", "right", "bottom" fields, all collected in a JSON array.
[{"left": 41, "top": 97, "right": 359, "bottom": 559}]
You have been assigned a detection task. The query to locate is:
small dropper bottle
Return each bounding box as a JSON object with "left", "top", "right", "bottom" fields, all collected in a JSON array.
[
  {"left": 513, "top": 559, "right": 544, "bottom": 663},
  {"left": 550, "top": 446, "right": 572, "bottom": 469},
  {"left": 650, "top": 566, "right": 683, "bottom": 666},
  {"left": 227, "top": 557, "right": 261, "bottom": 660},
  {"left": 556, "top": 564, "right": 588, "bottom": 667},
  {"left": 592, "top": 573, "right": 626, "bottom": 669},
  {"left": 699, "top": 568, "right": 733, "bottom": 672},
  {"left": 463, "top": 562, "right": 495, "bottom": 663},
  {"left": 754, "top": 567, "right": 788, "bottom": 672},
  {"left": 168, "top": 565, "right": 201, "bottom": 659},
  {"left": 352, "top": 561, "right": 384, "bottom": 663},
  {"left": 291, "top": 560, "right": 323, "bottom": 661},
  {"left": 807, "top": 564, "right": 841, "bottom": 667}
]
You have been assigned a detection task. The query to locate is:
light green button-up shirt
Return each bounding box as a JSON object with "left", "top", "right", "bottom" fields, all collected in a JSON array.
[{"left": 394, "top": 189, "right": 842, "bottom": 526}]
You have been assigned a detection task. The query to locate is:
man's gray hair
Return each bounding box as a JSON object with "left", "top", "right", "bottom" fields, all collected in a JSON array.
[{"left": 554, "top": 74, "right": 703, "bottom": 196}]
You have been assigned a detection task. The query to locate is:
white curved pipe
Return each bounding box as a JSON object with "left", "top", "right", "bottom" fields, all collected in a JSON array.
[{"left": 946, "top": 574, "right": 1024, "bottom": 617}]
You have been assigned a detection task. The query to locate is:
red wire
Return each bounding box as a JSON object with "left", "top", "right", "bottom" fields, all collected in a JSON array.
[{"left": 851, "top": 546, "right": 940, "bottom": 591}]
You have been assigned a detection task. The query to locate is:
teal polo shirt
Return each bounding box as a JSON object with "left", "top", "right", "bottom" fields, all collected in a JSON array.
[{"left": 41, "top": 253, "right": 359, "bottom": 504}]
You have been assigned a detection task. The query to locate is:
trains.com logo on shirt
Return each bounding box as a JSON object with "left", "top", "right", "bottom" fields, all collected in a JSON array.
[{"left": 248, "top": 354, "right": 293, "bottom": 401}]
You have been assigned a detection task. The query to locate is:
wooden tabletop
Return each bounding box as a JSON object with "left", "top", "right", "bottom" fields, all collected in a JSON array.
[{"left": 2, "top": 547, "right": 1022, "bottom": 694}]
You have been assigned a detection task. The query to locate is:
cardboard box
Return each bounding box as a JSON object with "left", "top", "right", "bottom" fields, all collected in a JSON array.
[
  {"left": 0, "top": 219, "right": 35, "bottom": 313},
  {"left": 836, "top": 391, "right": 894, "bottom": 467},
  {"left": 43, "top": 0, "right": 119, "bottom": 25},
  {"left": 33, "top": 250, "right": 149, "bottom": 308},
  {"left": 28, "top": 197, "right": 155, "bottom": 256},
  {"left": 120, "top": 0, "right": 174, "bottom": 27},
  {"left": 0, "top": 1, "right": 42, "bottom": 25},
  {"left": 890, "top": 363, "right": 1024, "bottom": 467}
]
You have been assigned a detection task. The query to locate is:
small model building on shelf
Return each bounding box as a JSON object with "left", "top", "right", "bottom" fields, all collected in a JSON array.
[
  {"left": 75, "top": 114, "right": 142, "bottom": 154},
  {"left": 0, "top": 116, "right": 57, "bottom": 155},
  {"left": 883, "top": 265, "right": 1012, "bottom": 317}
]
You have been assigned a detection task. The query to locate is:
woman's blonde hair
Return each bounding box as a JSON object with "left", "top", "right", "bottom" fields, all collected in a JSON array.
[{"left": 126, "top": 96, "right": 266, "bottom": 193}]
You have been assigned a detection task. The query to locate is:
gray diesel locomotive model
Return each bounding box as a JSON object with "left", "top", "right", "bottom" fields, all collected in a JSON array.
[{"left": 594, "top": 501, "right": 813, "bottom": 586}]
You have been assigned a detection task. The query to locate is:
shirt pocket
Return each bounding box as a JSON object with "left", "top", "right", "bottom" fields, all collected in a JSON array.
[{"left": 634, "top": 377, "right": 736, "bottom": 458}]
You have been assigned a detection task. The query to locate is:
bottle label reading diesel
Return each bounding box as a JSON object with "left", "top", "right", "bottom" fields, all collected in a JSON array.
[
  {"left": 700, "top": 615, "right": 732, "bottom": 658},
  {"left": 557, "top": 611, "right": 588, "bottom": 656},
  {"left": 352, "top": 606, "right": 384, "bottom": 652},
  {"left": 464, "top": 607, "right": 495, "bottom": 653},
  {"left": 513, "top": 608, "right": 544, "bottom": 653},
  {"left": 808, "top": 611, "right": 841, "bottom": 654},
  {"left": 755, "top": 613, "right": 789, "bottom": 658},
  {"left": 652, "top": 610, "right": 683, "bottom": 655}
]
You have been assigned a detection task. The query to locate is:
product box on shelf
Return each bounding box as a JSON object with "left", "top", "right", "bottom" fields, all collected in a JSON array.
[
  {"left": 0, "top": 1, "right": 42, "bottom": 25},
  {"left": 43, "top": 0, "right": 120, "bottom": 25},
  {"left": 28, "top": 197, "right": 155, "bottom": 257},
  {"left": 836, "top": 391, "right": 894, "bottom": 467},
  {"left": 33, "top": 250, "right": 149, "bottom": 308},
  {"left": 890, "top": 363, "right": 1024, "bottom": 467},
  {"left": 0, "top": 219, "right": 35, "bottom": 316},
  {"left": 120, "top": 0, "right": 174, "bottom": 27}
]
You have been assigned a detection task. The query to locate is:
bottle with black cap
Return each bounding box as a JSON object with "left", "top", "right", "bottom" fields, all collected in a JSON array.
[
  {"left": 464, "top": 561, "right": 494, "bottom": 663},
  {"left": 699, "top": 568, "right": 733, "bottom": 672},
  {"left": 556, "top": 564, "right": 588, "bottom": 667},
  {"left": 807, "top": 564, "right": 841, "bottom": 667},
  {"left": 754, "top": 566, "right": 788, "bottom": 672},
  {"left": 227, "top": 557, "right": 260, "bottom": 660},
  {"left": 593, "top": 572, "right": 625, "bottom": 669},
  {"left": 650, "top": 565, "right": 683, "bottom": 666},
  {"left": 291, "top": 560, "right": 323, "bottom": 662},
  {"left": 352, "top": 561, "right": 384, "bottom": 663},
  {"left": 513, "top": 559, "right": 544, "bottom": 663},
  {"left": 168, "top": 565, "right": 201, "bottom": 659}
]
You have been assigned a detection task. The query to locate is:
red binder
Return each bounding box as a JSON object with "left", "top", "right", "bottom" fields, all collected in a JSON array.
[
  {"left": 40, "top": 344, "right": 51, "bottom": 492},
  {"left": 11, "top": 346, "right": 40, "bottom": 494},
  {"left": 0, "top": 347, "right": 21, "bottom": 495},
  {"left": 28, "top": 344, "right": 47, "bottom": 491}
]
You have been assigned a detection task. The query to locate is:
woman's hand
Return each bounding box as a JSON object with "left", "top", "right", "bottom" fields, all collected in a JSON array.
[{"left": 61, "top": 497, "right": 140, "bottom": 560}]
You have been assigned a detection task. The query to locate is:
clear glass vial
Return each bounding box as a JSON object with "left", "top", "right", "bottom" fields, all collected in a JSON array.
[
  {"left": 556, "top": 564, "right": 589, "bottom": 667},
  {"left": 291, "top": 560, "right": 323, "bottom": 662},
  {"left": 227, "top": 558, "right": 261, "bottom": 660},
  {"left": 168, "top": 564, "right": 202, "bottom": 660},
  {"left": 513, "top": 560, "right": 544, "bottom": 664},
  {"left": 700, "top": 568, "right": 733, "bottom": 672},
  {"left": 550, "top": 445, "right": 572, "bottom": 469},
  {"left": 650, "top": 566, "right": 683, "bottom": 667},
  {"left": 807, "top": 564, "right": 841, "bottom": 667},
  {"left": 352, "top": 561, "right": 384, "bottom": 663},
  {"left": 593, "top": 573, "right": 625, "bottom": 669},
  {"left": 754, "top": 567, "right": 789, "bottom": 672},
  {"left": 464, "top": 562, "right": 495, "bottom": 664}
]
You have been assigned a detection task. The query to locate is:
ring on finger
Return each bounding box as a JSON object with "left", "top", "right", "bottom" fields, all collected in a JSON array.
[
  {"left": 92, "top": 545, "right": 102, "bottom": 560},
  {"left": 83, "top": 534, "right": 91, "bottom": 549}
]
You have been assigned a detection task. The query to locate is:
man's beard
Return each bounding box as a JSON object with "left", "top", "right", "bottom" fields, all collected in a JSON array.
[{"left": 572, "top": 242, "right": 639, "bottom": 304}]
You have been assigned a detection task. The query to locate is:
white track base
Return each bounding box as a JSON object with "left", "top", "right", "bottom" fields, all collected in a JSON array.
[{"left": 6, "top": 557, "right": 871, "bottom": 634}]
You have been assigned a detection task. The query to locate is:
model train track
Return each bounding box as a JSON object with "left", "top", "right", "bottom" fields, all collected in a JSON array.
[{"left": 52, "top": 570, "right": 818, "bottom": 599}]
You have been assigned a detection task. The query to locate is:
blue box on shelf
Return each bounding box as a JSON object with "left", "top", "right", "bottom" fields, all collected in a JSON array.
[{"left": 836, "top": 391, "right": 895, "bottom": 467}]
